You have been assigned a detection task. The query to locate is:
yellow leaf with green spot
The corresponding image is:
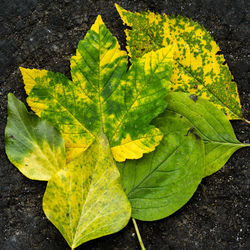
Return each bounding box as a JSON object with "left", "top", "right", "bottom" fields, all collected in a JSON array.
[
  {"left": 5, "top": 93, "right": 65, "bottom": 181},
  {"left": 116, "top": 4, "right": 243, "bottom": 120},
  {"left": 43, "top": 133, "right": 131, "bottom": 249},
  {"left": 20, "top": 15, "right": 174, "bottom": 162}
]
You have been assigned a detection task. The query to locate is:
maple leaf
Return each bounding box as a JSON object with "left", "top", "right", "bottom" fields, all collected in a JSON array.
[
  {"left": 20, "top": 15, "right": 174, "bottom": 162},
  {"left": 116, "top": 4, "right": 243, "bottom": 120}
]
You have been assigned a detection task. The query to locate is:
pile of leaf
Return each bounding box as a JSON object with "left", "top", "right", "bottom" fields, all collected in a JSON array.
[{"left": 5, "top": 4, "right": 249, "bottom": 249}]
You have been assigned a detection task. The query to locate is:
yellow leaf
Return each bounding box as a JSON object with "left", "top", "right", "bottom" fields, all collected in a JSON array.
[{"left": 43, "top": 133, "right": 131, "bottom": 248}]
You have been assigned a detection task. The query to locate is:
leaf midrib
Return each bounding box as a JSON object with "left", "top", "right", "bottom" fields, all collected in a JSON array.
[
  {"left": 98, "top": 22, "right": 104, "bottom": 133},
  {"left": 127, "top": 142, "right": 182, "bottom": 197},
  {"left": 166, "top": 109, "right": 246, "bottom": 147},
  {"left": 175, "top": 60, "right": 241, "bottom": 119},
  {"left": 71, "top": 154, "right": 116, "bottom": 245},
  {"left": 110, "top": 50, "right": 170, "bottom": 144}
]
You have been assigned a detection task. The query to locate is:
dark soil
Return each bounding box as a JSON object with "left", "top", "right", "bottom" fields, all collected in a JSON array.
[{"left": 0, "top": 0, "right": 249, "bottom": 249}]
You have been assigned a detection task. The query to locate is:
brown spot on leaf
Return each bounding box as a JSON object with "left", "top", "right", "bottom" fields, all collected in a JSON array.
[
  {"left": 185, "top": 127, "right": 195, "bottom": 136},
  {"left": 189, "top": 94, "right": 198, "bottom": 102},
  {"left": 185, "top": 127, "right": 201, "bottom": 140}
]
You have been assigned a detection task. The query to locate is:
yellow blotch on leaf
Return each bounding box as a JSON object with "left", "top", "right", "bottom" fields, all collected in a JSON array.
[
  {"left": 18, "top": 141, "right": 65, "bottom": 181},
  {"left": 111, "top": 129, "right": 163, "bottom": 162},
  {"left": 20, "top": 67, "right": 48, "bottom": 95},
  {"left": 144, "top": 45, "right": 175, "bottom": 75}
]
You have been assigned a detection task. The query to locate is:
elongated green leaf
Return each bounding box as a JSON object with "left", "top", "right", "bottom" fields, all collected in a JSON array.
[
  {"left": 20, "top": 15, "right": 174, "bottom": 163},
  {"left": 118, "top": 126, "right": 204, "bottom": 221},
  {"left": 43, "top": 133, "right": 131, "bottom": 249},
  {"left": 164, "top": 92, "right": 249, "bottom": 177},
  {"left": 5, "top": 93, "right": 65, "bottom": 181},
  {"left": 116, "top": 4, "right": 243, "bottom": 120}
]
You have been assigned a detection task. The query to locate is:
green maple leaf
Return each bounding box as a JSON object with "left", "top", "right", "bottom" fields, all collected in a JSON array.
[
  {"left": 116, "top": 4, "right": 244, "bottom": 121},
  {"left": 43, "top": 133, "right": 131, "bottom": 249},
  {"left": 20, "top": 15, "right": 174, "bottom": 163}
]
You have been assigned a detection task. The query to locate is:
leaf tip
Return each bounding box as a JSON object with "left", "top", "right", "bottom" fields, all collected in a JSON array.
[
  {"left": 19, "top": 67, "right": 48, "bottom": 95},
  {"left": 19, "top": 66, "right": 25, "bottom": 72},
  {"left": 7, "top": 92, "right": 14, "bottom": 100},
  {"left": 115, "top": 3, "right": 124, "bottom": 15},
  {"left": 115, "top": 3, "right": 131, "bottom": 26},
  {"left": 114, "top": 3, "right": 120, "bottom": 9},
  {"left": 91, "top": 15, "right": 105, "bottom": 32}
]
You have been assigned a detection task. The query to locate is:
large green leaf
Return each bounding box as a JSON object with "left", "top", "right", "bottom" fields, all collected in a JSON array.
[
  {"left": 164, "top": 92, "right": 249, "bottom": 177},
  {"left": 20, "top": 15, "right": 174, "bottom": 163},
  {"left": 118, "top": 122, "right": 205, "bottom": 221},
  {"left": 43, "top": 133, "right": 131, "bottom": 249},
  {"left": 116, "top": 4, "right": 243, "bottom": 120},
  {"left": 5, "top": 93, "right": 65, "bottom": 181},
  {"left": 118, "top": 92, "right": 249, "bottom": 221}
]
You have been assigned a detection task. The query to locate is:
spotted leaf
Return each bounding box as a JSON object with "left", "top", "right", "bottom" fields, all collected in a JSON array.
[
  {"left": 5, "top": 93, "right": 65, "bottom": 181},
  {"left": 20, "top": 15, "right": 174, "bottom": 162},
  {"left": 43, "top": 133, "right": 131, "bottom": 249},
  {"left": 116, "top": 4, "right": 243, "bottom": 120}
]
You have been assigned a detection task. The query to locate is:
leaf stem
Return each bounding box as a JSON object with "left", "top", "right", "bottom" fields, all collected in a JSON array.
[
  {"left": 243, "top": 118, "right": 250, "bottom": 125},
  {"left": 132, "top": 218, "right": 146, "bottom": 250}
]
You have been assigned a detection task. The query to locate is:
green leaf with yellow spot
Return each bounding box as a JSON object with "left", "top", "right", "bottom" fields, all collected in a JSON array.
[
  {"left": 43, "top": 133, "right": 131, "bottom": 249},
  {"left": 20, "top": 15, "right": 174, "bottom": 163},
  {"left": 164, "top": 92, "right": 249, "bottom": 177},
  {"left": 5, "top": 93, "right": 65, "bottom": 181},
  {"left": 116, "top": 4, "right": 243, "bottom": 120},
  {"left": 118, "top": 116, "right": 205, "bottom": 221}
]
